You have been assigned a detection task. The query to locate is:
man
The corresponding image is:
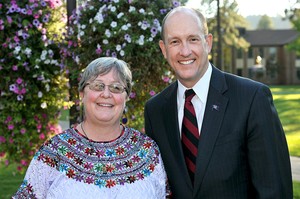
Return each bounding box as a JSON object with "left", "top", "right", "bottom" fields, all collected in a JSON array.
[{"left": 144, "top": 6, "right": 292, "bottom": 198}]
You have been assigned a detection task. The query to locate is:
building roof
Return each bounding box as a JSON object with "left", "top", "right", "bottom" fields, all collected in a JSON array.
[{"left": 242, "top": 29, "right": 299, "bottom": 47}]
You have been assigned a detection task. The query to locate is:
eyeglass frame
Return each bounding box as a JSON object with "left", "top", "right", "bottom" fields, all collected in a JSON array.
[{"left": 85, "top": 81, "right": 127, "bottom": 94}]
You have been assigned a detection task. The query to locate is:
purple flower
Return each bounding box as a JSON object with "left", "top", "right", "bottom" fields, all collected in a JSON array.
[
  {"left": 20, "top": 8, "right": 27, "bottom": 14},
  {"left": 17, "top": 95, "right": 24, "bottom": 101},
  {"left": 124, "top": 34, "right": 131, "bottom": 42},
  {"left": 9, "top": 84, "right": 17, "bottom": 92},
  {"left": 7, "top": 16, "right": 13, "bottom": 24},
  {"left": 12, "top": 65, "right": 18, "bottom": 71},
  {"left": 96, "top": 44, "right": 102, "bottom": 55},
  {"left": 150, "top": 27, "right": 158, "bottom": 36},
  {"left": 42, "top": 15, "right": 49, "bottom": 23},
  {"left": 111, "top": 52, "right": 117, "bottom": 57},
  {"left": 33, "top": 19, "right": 40, "bottom": 27},
  {"left": 173, "top": 1, "right": 181, "bottom": 7},
  {"left": 129, "top": 92, "right": 136, "bottom": 99}
]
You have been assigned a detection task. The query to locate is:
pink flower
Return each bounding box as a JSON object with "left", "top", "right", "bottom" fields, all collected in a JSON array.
[
  {"left": 16, "top": 77, "right": 23, "bottom": 84},
  {"left": 162, "top": 76, "right": 170, "bottom": 83},
  {"left": 20, "top": 128, "right": 26, "bottom": 134},
  {"left": 37, "top": 123, "right": 42, "bottom": 132},
  {"left": 17, "top": 166, "right": 22, "bottom": 172},
  {"left": 149, "top": 90, "right": 156, "bottom": 96},
  {"left": 39, "top": 133, "right": 45, "bottom": 140},
  {"left": 0, "top": 152, "right": 6, "bottom": 158},
  {"left": 20, "top": 88, "right": 26, "bottom": 94},
  {"left": 0, "top": 136, "right": 6, "bottom": 143},
  {"left": 12, "top": 65, "right": 18, "bottom": 71},
  {"left": 20, "top": 159, "right": 28, "bottom": 166},
  {"left": 8, "top": 124, "right": 14, "bottom": 130},
  {"left": 6, "top": 116, "right": 12, "bottom": 123}
]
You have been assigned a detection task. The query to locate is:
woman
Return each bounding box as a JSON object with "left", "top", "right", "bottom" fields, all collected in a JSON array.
[{"left": 13, "top": 57, "right": 170, "bottom": 198}]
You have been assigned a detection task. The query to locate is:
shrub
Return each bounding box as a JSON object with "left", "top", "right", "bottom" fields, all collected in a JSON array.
[
  {"left": 0, "top": 0, "right": 69, "bottom": 171},
  {"left": 61, "top": 0, "right": 179, "bottom": 130}
]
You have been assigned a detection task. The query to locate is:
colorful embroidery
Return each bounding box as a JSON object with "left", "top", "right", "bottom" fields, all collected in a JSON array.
[
  {"left": 34, "top": 127, "right": 160, "bottom": 188},
  {"left": 13, "top": 180, "right": 37, "bottom": 199}
]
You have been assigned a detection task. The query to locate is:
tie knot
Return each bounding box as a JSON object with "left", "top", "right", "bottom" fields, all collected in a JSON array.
[{"left": 185, "top": 89, "right": 195, "bottom": 102}]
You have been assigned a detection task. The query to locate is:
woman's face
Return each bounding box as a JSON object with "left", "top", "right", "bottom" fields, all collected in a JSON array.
[{"left": 80, "top": 69, "right": 127, "bottom": 126}]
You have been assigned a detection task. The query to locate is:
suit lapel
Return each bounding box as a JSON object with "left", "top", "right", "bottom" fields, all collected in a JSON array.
[
  {"left": 194, "top": 66, "right": 229, "bottom": 195},
  {"left": 162, "top": 82, "right": 193, "bottom": 187}
]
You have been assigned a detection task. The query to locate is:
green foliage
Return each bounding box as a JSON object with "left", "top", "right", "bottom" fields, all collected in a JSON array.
[
  {"left": 257, "top": 15, "right": 274, "bottom": 30},
  {"left": 0, "top": 0, "right": 69, "bottom": 171},
  {"left": 60, "top": 0, "right": 180, "bottom": 130},
  {"left": 285, "top": 1, "right": 300, "bottom": 53}
]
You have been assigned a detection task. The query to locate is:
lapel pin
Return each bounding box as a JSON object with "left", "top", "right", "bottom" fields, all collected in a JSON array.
[{"left": 212, "top": 104, "right": 220, "bottom": 111}]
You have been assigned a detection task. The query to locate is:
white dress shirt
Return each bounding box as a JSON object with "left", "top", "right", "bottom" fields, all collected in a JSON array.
[{"left": 177, "top": 63, "right": 212, "bottom": 137}]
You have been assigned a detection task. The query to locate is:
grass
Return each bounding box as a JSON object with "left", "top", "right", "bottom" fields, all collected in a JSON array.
[
  {"left": 270, "top": 85, "right": 300, "bottom": 157},
  {"left": 0, "top": 85, "right": 299, "bottom": 198},
  {"left": 0, "top": 163, "right": 25, "bottom": 199},
  {"left": 294, "top": 181, "right": 300, "bottom": 199}
]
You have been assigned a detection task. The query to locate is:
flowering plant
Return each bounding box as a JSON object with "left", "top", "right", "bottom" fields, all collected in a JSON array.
[
  {"left": 0, "top": 0, "right": 69, "bottom": 171},
  {"left": 61, "top": 0, "right": 179, "bottom": 130}
]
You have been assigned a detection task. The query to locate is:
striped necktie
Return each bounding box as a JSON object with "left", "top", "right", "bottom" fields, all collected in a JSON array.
[{"left": 182, "top": 89, "right": 199, "bottom": 184}]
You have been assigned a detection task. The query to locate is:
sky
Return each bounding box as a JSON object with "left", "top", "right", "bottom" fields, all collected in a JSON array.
[{"left": 186, "top": 0, "right": 294, "bottom": 17}]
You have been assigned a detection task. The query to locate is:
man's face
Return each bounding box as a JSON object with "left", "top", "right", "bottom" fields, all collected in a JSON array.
[{"left": 159, "top": 10, "right": 212, "bottom": 88}]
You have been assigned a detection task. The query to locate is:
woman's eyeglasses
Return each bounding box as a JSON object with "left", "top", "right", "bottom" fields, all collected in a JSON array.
[{"left": 85, "top": 82, "right": 126, "bottom": 94}]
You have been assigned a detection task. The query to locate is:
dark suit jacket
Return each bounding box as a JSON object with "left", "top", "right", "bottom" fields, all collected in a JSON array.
[{"left": 144, "top": 65, "right": 293, "bottom": 199}]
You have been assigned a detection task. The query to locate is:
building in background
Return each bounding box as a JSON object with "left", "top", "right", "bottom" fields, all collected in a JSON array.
[{"left": 236, "top": 29, "right": 300, "bottom": 85}]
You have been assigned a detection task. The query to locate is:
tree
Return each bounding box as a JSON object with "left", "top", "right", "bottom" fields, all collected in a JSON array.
[
  {"left": 199, "top": 0, "right": 250, "bottom": 71},
  {"left": 257, "top": 15, "right": 274, "bottom": 29},
  {"left": 285, "top": 0, "right": 300, "bottom": 52}
]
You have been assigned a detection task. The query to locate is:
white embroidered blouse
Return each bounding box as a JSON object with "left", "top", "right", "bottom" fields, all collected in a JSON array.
[{"left": 13, "top": 127, "right": 169, "bottom": 199}]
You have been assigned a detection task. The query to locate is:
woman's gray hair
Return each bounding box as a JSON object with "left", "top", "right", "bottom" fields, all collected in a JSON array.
[{"left": 78, "top": 57, "right": 132, "bottom": 95}]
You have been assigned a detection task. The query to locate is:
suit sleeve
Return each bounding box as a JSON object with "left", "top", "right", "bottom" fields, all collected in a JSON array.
[
  {"left": 144, "top": 103, "right": 154, "bottom": 139},
  {"left": 246, "top": 85, "right": 293, "bottom": 198}
]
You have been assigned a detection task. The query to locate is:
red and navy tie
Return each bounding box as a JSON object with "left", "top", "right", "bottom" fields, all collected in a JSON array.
[{"left": 182, "top": 89, "right": 199, "bottom": 184}]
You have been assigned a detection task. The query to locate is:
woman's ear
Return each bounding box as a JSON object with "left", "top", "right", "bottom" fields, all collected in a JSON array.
[{"left": 79, "top": 91, "right": 84, "bottom": 101}]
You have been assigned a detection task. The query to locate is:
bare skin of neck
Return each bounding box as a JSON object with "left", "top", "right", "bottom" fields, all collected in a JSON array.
[{"left": 80, "top": 121, "right": 122, "bottom": 142}]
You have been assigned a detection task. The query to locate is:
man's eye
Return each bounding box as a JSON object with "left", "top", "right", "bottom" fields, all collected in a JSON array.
[
  {"left": 190, "top": 37, "right": 200, "bottom": 42},
  {"left": 170, "top": 40, "right": 178, "bottom": 45}
]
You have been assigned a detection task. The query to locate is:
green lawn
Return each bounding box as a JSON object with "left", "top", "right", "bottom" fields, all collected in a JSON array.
[
  {"left": 270, "top": 85, "right": 300, "bottom": 157},
  {"left": 0, "top": 163, "right": 25, "bottom": 199},
  {"left": 0, "top": 85, "right": 299, "bottom": 198}
]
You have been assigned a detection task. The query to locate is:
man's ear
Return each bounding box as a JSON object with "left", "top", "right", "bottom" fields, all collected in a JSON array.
[
  {"left": 205, "top": 34, "right": 213, "bottom": 53},
  {"left": 159, "top": 40, "right": 167, "bottom": 59}
]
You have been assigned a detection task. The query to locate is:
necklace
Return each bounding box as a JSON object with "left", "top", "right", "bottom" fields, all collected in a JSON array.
[
  {"left": 80, "top": 122, "right": 123, "bottom": 142},
  {"left": 81, "top": 122, "right": 89, "bottom": 139}
]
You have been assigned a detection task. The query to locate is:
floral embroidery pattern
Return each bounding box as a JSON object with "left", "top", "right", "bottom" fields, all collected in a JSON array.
[
  {"left": 13, "top": 180, "right": 37, "bottom": 199},
  {"left": 34, "top": 127, "right": 160, "bottom": 188}
]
